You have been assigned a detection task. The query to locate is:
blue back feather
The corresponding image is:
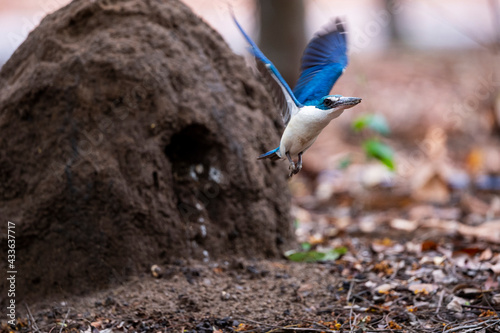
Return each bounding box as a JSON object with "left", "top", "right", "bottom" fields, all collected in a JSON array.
[{"left": 293, "top": 19, "right": 348, "bottom": 105}]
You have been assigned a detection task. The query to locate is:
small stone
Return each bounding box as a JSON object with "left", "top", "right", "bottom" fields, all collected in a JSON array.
[
  {"left": 195, "top": 164, "right": 204, "bottom": 174},
  {"left": 151, "top": 264, "right": 162, "bottom": 278},
  {"left": 221, "top": 291, "right": 231, "bottom": 300}
]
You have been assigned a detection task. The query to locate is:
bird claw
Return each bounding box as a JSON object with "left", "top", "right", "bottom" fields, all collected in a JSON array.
[
  {"left": 294, "top": 164, "right": 302, "bottom": 175},
  {"left": 288, "top": 163, "right": 302, "bottom": 177},
  {"left": 288, "top": 163, "right": 296, "bottom": 177}
]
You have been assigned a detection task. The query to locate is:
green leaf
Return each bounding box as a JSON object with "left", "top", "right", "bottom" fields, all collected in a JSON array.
[
  {"left": 284, "top": 247, "right": 347, "bottom": 263},
  {"left": 322, "top": 247, "right": 348, "bottom": 261},
  {"left": 285, "top": 250, "right": 325, "bottom": 262},
  {"left": 352, "top": 114, "right": 390, "bottom": 135},
  {"left": 363, "top": 140, "right": 395, "bottom": 171},
  {"left": 300, "top": 242, "right": 312, "bottom": 251}
]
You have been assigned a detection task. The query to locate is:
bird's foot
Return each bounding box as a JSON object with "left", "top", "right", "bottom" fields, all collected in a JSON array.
[
  {"left": 288, "top": 162, "right": 296, "bottom": 178},
  {"left": 293, "top": 163, "right": 302, "bottom": 175},
  {"left": 288, "top": 163, "right": 303, "bottom": 177}
]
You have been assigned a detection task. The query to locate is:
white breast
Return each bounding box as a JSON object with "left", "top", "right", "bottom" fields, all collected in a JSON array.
[{"left": 279, "top": 106, "right": 344, "bottom": 158}]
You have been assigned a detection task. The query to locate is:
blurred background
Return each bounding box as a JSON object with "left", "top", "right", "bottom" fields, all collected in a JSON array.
[{"left": 2, "top": 0, "right": 500, "bottom": 240}]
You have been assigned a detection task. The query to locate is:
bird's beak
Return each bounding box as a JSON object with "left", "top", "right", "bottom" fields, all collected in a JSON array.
[{"left": 338, "top": 97, "right": 362, "bottom": 107}]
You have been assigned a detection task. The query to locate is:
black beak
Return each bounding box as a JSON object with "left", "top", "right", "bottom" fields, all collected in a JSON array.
[{"left": 338, "top": 97, "right": 362, "bottom": 106}]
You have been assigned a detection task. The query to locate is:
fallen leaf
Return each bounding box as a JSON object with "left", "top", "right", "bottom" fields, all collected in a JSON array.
[
  {"left": 91, "top": 322, "right": 103, "bottom": 330},
  {"left": 390, "top": 218, "right": 418, "bottom": 232},
  {"left": 409, "top": 283, "right": 438, "bottom": 294},
  {"left": 479, "top": 248, "right": 493, "bottom": 261},
  {"left": 420, "top": 256, "right": 445, "bottom": 266},
  {"left": 447, "top": 296, "right": 468, "bottom": 312},
  {"left": 420, "top": 219, "right": 460, "bottom": 233},
  {"left": 432, "top": 269, "right": 446, "bottom": 283},
  {"left": 459, "top": 220, "right": 500, "bottom": 244},
  {"left": 455, "top": 287, "right": 483, "bottom": 299},
  {"left": 490, "top": 262, "right": 500, "bottom": 274},
  {"left": 421, "top": 240, "right": 438, "bottom": 252},
  {"left": 284, "top": 247, "right": 347, "bottom": 263},
  {"left": 454, "top": 247, "right": 483, "bottom": 257},
  {"left": 376, "top": 283, "right": 396, "bottom": 294},
  {"left": 484, "top": 276, "right": 498, "bottom": 290}
]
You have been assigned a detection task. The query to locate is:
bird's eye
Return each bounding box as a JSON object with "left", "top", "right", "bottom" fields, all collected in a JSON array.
[{"left": 324, "top": 99, "right": 334, "bottom": 108}]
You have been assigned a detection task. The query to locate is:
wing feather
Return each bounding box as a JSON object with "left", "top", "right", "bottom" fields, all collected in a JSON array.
[
  {"left": 293, "top": 19, "right": 348, "bottom": 105},
  {"left": 233, "top": 15, "right": 301, "bottom": 125}
]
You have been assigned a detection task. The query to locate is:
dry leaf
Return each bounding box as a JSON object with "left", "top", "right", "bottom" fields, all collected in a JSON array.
[
  {"left": 432, "top": 269, "right": 446, "bottom": 283},
  {"left": 408, "top": 283, "right": 438, "bottom": 294},
  {"left": 490, "top": 262, "right": 500, "bottom": 274},
  {"left": 420, "top": 256, "right": 445, "bottom": 265},
  {"left": 360, "top": 215, "right": 378, "bottom": 233},
  {"left": 456, "top": 287, "right": 483, "bottom": 299},
  {"left": 421, "top": 240, "right": 438, "bottom": 252},
  {"left": 492, "top": 293, "right": 500, "bottom": 305},
  {"left": 420, "top": 219, "right": 460, "bottom": 233},
  {"left": 458, "top": 220, "right": 500, "bottom": 244},
  {"left": 484, "top": 276, "right": 499, "bottom": 290},
  {"left": 447, "top": 296, "right": 468, "bottom": 312},
  {"left": 479, "top": 248, "right": 493, "bottom": 261},
  {"left": 376, "top": 283, "right": 396, "bottom": 293},
  {"left": 390, "top": 218, "right": 418, "bottom": 232}
]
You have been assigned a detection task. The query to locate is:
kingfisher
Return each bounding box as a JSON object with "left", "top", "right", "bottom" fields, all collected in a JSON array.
[{"left": 233, "top": 15, "right": 361, "bottom": 177}]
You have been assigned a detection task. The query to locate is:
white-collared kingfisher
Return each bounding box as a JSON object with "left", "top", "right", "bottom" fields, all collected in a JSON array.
[{"left": 233, "top": 15, "right": 361, "bottom": 177}]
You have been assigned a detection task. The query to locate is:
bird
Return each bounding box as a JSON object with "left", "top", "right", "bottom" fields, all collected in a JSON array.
[{"left": 233, "top": 15, "right": 361, "bottom": 177}]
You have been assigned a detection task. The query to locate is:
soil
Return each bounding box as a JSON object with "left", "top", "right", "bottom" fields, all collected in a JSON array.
[
  {"left": 6, "top": 224, "right": 500, "bottom": 332},
  {"left": 0, "top": 0, "right": 294, "bottom": 304}
]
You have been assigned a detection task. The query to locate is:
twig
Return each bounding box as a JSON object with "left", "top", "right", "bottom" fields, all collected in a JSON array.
[
  {"left": 483, "top": 289, "right": 500, "bottom": 319},
  {"left": 346, "top": 279, "right": 354, "bottom": 303},
  {"left": 268, "top": 328, "right": 339, "bottom": 333},
  {"left": 25, "top": 304, "right": 40, "bottom": 333},
  {"left": 436, "top": 290, "right": 445, "bottom": 313},
  {"left": 443, "top": 318, "right": 500, "bottom": 333},
  {"left": 237, "top": 317, "right": 340, "bottom": 333},
  {"left": 59, "top": 308, "right": 70, "bottom": 333},
  {"left": 349, "top": 298, "right": 355, "bottom": 332},
  {"left": 462, "top": 304, "right": 500, "bottom": 311},
  {"left": 462, "top": 319, "right": 500, "bottom": 333}
]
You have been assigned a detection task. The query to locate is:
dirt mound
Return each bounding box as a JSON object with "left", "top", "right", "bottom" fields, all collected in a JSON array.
[{"left": 0, "top": 0, "right": 293, "bottom": 303}]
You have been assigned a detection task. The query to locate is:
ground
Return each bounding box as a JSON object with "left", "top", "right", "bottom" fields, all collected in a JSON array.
[{"left": 5, "top": 219, "right": 500, "bottom": 332}]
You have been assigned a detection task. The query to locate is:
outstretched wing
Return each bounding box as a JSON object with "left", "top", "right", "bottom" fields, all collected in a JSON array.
[
  {"left": 233, "top": 15, "right": 302, "bottom": 126},
  {"left": 293, "top": 19, "right": 348, "bottom": 105}
]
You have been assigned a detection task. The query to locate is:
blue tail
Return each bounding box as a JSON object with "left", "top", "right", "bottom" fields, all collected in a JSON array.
[{"left": 258, "top": 147, "right": 281, "bottom": 161}]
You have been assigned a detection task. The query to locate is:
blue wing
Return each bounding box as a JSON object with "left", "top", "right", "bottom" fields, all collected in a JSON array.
[
  {"left": 233, "top": 15, "right": 302, "bottom": 125},
  {"left": 293, "top": 19, "right": 348, "bottom": 105}
]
